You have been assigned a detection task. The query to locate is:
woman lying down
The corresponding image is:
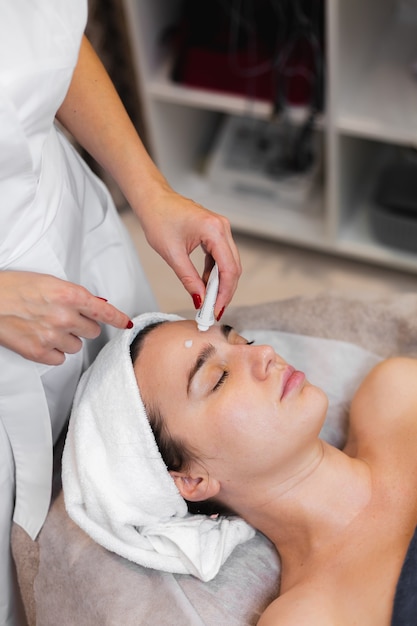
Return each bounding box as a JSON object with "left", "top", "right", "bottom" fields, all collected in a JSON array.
[{"left": 62, "top": 312, "right": 417, "bottom": 626}]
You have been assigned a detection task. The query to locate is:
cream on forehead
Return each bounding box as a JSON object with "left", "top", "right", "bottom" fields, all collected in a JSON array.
[{"left": 184, "top": 339, "right": 193, "bottom": 348}]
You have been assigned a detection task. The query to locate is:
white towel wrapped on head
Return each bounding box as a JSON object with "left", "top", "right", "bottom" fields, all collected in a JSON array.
[{"left": 61, "top": 312, "right": 255, "bottom": 582}]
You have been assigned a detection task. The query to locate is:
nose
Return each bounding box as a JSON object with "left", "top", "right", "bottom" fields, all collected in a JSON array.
[{"left": 249, "top": 344, "right": 277, "bottom": 380}]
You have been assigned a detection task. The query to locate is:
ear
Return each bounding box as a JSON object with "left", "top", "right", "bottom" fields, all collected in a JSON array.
[{"left": 170, "top": 470, "right": 220, "bottom": 502}]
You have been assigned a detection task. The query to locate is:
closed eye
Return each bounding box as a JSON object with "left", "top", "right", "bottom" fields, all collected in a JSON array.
[
  {"left": 213, "top": 370, "right": 229, "bottom": 391},
  {"left": 210, "top": 338, "right": 254, "bottom": 392}
]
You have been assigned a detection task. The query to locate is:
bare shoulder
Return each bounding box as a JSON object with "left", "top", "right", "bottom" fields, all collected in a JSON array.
[
  {"left": 347, "top": 357, "right": 417, "bottom": 452},
  {"left": 257, "top": 590, "right": 335, "bottom": 626}
]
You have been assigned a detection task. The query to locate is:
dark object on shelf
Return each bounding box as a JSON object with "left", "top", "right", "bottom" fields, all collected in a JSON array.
[
  {"left": 171, "top": 0, "right": 325, "bottom": 108},
  {"left": 171, "top": 0, "right": 324, "bottom": 179},
  {"left": 371, "top": 154, "right": 417, "bottom": 254}
]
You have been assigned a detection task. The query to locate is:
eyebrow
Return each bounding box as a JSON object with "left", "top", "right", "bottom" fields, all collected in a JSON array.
[{"left": 186, "top": 325, "right": 233, "bottom": 395}]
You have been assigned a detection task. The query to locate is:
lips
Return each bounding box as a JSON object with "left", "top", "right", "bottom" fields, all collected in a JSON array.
[{"left": 280, "top": 365, "right": 305, "bottom": 398}]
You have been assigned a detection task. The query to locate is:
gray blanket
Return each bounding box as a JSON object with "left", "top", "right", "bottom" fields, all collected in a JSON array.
[{"left": 12, "top": 291, "right": 417, "bottom": 626}]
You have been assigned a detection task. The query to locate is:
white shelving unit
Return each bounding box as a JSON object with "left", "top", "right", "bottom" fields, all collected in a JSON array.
[{"left": 123, "top": 0, "right": 417, "bottom": 272}]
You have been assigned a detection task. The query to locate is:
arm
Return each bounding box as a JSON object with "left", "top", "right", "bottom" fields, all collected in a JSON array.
[{"left": 56, "top": 36, "right": 241, "bottom": 317}]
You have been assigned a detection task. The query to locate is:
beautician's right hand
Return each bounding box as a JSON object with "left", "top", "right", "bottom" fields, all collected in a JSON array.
[{"left": 0, "top": 270, "right": 132, "bottom": 365}]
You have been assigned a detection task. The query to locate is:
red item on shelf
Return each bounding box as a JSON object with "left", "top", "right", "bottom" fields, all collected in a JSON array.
[{"left": 173, "top": 38, "right": 316, "bottom": 107}]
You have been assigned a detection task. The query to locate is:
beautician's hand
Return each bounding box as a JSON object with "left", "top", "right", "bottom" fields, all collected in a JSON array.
[
  {"left": 56, "top": 36, "right": 241, "bottom": 318},
  {"left": 56, "top": 35, "right": 241, "bottom": 318},
  {"left": 139, "top": 187, "right": 242, "bottom": 319},
  {"left": 0, "top": 270, "right": 133, "bottom": 365}
]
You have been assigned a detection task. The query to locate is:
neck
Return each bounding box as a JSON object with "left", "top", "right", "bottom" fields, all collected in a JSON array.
[{"left": 231, "top": 441, "right": 372, "bottom": 563}]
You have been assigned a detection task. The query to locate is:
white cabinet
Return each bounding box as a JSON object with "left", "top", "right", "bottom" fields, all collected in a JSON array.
[{"left": 123, "top": 0, "right": 417, "bottom": 272}]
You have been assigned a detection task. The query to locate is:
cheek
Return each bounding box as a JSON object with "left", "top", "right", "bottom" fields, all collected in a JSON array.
[
  {"left": 211, "top": 391, "right": 276, "bottom": 448},
  {"left": 180, "top": 399, "right": 247, "bottom": 459}
]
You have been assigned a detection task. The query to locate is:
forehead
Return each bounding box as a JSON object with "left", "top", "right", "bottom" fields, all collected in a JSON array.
[
  {"left": 133, "top": 320, "right": 251, "bottom": 375},
  {"left": 143, "top": 319, "right": 212, "bottom": 347},
  {"left": 145, "top": 319, "right": 239, "bottom": 346},
  {"left": 133, "top": 320, "right": 221, "bottom": 400},
  {"left": 134, "top": 319, "right": 218, "bottom": 371},
  {"left": 133, "top": 320, "right": 246, "bottom": 379}
]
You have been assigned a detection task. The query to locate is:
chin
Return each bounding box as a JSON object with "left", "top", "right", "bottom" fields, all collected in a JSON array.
[{"left": 303, "top": 383, "right": 329, "bottom": 414}]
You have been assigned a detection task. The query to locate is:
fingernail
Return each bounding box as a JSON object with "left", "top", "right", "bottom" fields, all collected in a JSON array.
[
  {"left": 126, "top": 320, "right": 134, "bottom": 329},
  {"left": 216, "top": 306, "right": 225, "bottom": 322},
  {"left": 192, "top": 294, "right": 202, "bottom": 310},
  {"left": 96, "top": 297, "right": 108, "bottom": 302}
]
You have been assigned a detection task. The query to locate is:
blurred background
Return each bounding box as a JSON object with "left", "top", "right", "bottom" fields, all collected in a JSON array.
[{"left": 85, "top": 0, "right": 417, "bottom": 312}]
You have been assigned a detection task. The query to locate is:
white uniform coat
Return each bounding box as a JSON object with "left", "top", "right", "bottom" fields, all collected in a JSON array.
[{"left": 0, "top": 2, "right": 157, "bottom": 623}]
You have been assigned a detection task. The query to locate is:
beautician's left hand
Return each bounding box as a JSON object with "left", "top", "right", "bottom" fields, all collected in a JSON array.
[{"left": 139, "top": 186, "right": 241, "bottom": 320}]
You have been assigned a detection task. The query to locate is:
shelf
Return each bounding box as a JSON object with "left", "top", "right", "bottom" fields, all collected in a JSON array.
[
  {"left": 148, "top": 57, "right": 273, "bottom": 117},
  {"left": 174, "top": 172, "right": 328, "bottom": 248},
  {"left": 124, "top": 0, "right": 417, "bottom": 276},
  {"left": 337, "top": 204, "right": 417, "bottom": 272},
  {"left": 148, "top": 56, "right": 327, "bottom": 128},
  {"left": 336, "top": 17, "right": 417, "bottom": 145}
]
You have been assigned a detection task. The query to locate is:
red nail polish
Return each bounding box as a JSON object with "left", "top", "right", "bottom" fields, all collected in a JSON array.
[
  {"left": 126, "top": 320, "right": 134, "bottom": 329},
  {"left": 96, "top": 297, "right": 108, "bottom": 302},
  {"left": 192, "top": 293, "right": 202, "bottom": 310},
  {"left": 216, "top": 306, "right": 225, "bottom": 322}
]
